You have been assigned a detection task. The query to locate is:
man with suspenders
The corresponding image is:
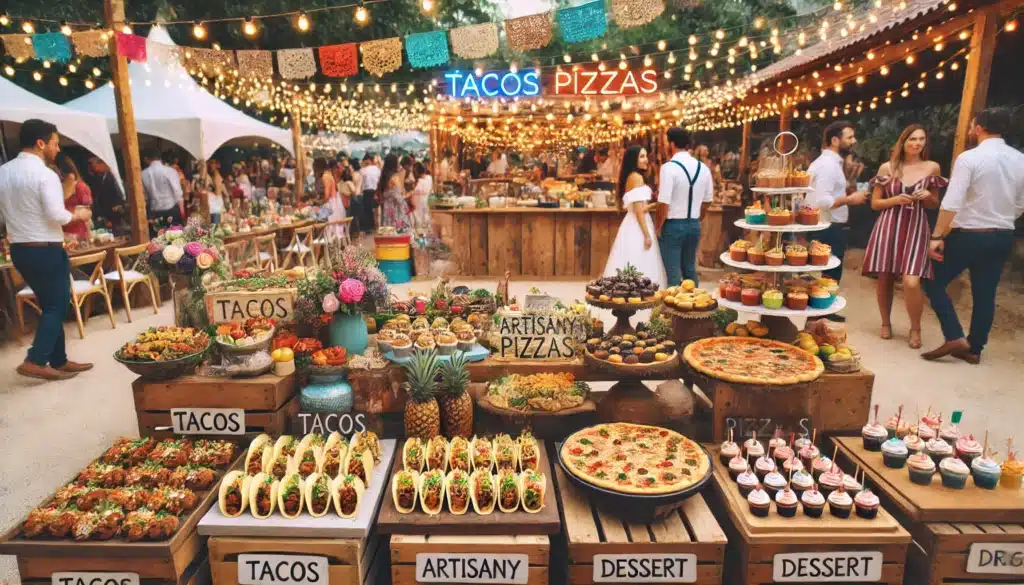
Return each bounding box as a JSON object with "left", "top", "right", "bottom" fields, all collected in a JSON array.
[{"left": 655, "top": 128, "right": 715, "bottom": 286}]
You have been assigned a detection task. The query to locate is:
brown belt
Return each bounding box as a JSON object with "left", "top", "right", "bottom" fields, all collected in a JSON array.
[
  {"left": 11, "top": 241, "right": 63, "bottom": 248},
  {"left": 953, "top": 228, "right": 1013, "bottom": 233}
]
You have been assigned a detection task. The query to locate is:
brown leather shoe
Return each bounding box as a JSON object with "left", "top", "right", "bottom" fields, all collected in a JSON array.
[
  {"left": 952, "top": 350, "right": 981, "bottom": 365},
  {"left": 56, "top": 361, "right": 94, "bottom": 373},
  {"left": 17, "top": 361, "right": 77, "bottom": 381},
  {"left": 921, "top": 338, "right": 970, "bottom": 361}
]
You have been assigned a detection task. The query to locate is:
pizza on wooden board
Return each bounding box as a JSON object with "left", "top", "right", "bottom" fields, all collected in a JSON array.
[
  {"left": 683, "top": 337, "right": 824, "bottom": 385},
  {"left": 560, "top": 423, "right": 710, "bottom": 495}
]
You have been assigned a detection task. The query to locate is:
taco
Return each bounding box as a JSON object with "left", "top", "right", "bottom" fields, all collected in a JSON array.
[
  {"left": 392, "top": 470, "right": 419, "bottom": 514},
  {"left": 268, "top": 452, "right": 292, "bottom": 480},
  {"left": 293, "top": 445, "right": 321, "bottom": 479},
  {"left": 297, "top": 433, "right": 326, "bottom": 458},
  {"left": 446, "top": 469, "right": 471, "bottom": 516},
  {"left": 248, "top": 473, "right": 279, "bottom": 519},
  {"left": 494, "top": 434, "right": 517, "bottom": 471},
  {"left": 273, "top": 435, "right": 299, "bottom": 459},
  {"left": 470, "top": 469, "right": 496, "bottom": 515},
  {"left": 278, "top": 473, "right": 305, "bottom": 519},
  {"left": 343, "top": 448, "right": 374, "bottom": 488},
  {"left": 321, "top": 433, "right": 348, "bottom": 479},
  {"left": 350, "top": 431, "right": 381, "bottom": 462},
  {"left": 426, "top": 436, "right": 449, "bottom": 474},
  {"left": 305, "top": 473, "right": 332, "bottom": 518},
  {"left": 419, "top": 470, "right": 445, "bottom": 515},
  {"left": 448, "top": 437, "right": 471, "bottom": 473},
  {"left": 471, "top": 436, "right": 494, "bottom": 473},
  {"left": 497, "top": 470, "right": 520, "bottom": 513},
  {"left": 519, "top": 472, "right": 546, "bottom": 514},
  {"left": 245, "top": 442, "right": 273, "bottom": 476},
  {"left": 218, "top": 471, "right": 250, "bottom": 518},
  {"left": 403, "top": 437, "right": 425, "bottom": 472},
  {"left": 333, "top": 474, "right": 365, "bottom": 518},
  {"left": 517, "top": 433, "right": 540, "bottom": 472}
]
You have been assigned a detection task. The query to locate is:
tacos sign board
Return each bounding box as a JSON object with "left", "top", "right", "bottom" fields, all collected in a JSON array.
[
  {"left": 53, "top": 573, "right": 140, "bottom": 585},
  {"left": 496, "top": 312, "right": 587, "bottom": 360},
  {"left": 205, "top": 289, "right": 297, "bottom": 324}
]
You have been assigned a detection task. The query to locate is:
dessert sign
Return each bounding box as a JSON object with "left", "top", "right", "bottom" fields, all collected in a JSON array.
[
  {"left": 772, "top": 552, "right": 882, "bottom": 582},
  {"left": 592, "top": 553, "right": 697, "bottom": 582},
  {"left": 496, "top": 311, "right": 588, "bottom": 360},
  {"left": 53, "top": 573, "right": 140, "bottom": 585},
  {"left": 967, "top": 543, "right": 1024, "bottom": 574}
]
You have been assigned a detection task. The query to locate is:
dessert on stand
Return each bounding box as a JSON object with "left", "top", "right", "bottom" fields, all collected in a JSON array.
[{"left": 584, "top": 264, "right": 660, "bottom": 337}]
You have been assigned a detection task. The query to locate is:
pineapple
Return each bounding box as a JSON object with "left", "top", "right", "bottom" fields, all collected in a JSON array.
[
  {"left": 403, "top": 349, "right": 442, "bottom": 440},
  {"left": 439, "top": 352, "right": 474, "bottom": 438}
]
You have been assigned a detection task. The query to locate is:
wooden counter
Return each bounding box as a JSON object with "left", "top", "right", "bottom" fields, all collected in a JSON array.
[{"left": 433, "top": 207, "right": 622, "bottom": 279}]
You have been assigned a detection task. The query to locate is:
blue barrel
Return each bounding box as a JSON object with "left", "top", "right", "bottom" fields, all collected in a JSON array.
[{"left": 378, "top": 259, "right": 412, "bottom": 284}]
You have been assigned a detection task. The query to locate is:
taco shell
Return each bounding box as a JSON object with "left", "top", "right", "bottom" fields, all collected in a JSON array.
[
  {"left": 332, "top": 474, "right": 366, "bottom": 518},
  {"left": 244, "top": 443, "right": 273, "bottom": 475},
  {"left": 273, "top": 435, "right": 298, "bottom": 459},
  {"left": 277, "top": 473, "right": 305, "bottom": 519},
  {"left": 392, "top": 470, "right": 419, "bottom": 514},
  {"left": 471, "top": 436, "right": 494, "bottom": 474},
  {"left": 218, "top": 471, "right": 251, "bottom": 518},
  {"left": 343, "top": 448, "right": 374, "bottom": 488},
  {"left": 323, "top": 432, "right": 344, "bottom": 456},
  {"left": 418, "top": 470, "right": 446, "bottom": 516},
  {"left": 448, "top": 437, "right": 471, "bottom": 472},
  {"left": 402, "top": 437, "right": 425, "bottom": 473},
  {"left": 519, "top": 472, "right": 546, "bottom": 514},
  {"left": 497, "top": 470, "right": 521, "bottom": 513},
  {"left": 304, "top": 473, "right": 333, "bottom": 518},
  {"left": 517, "top": 435, "right": 540, "bottom": 472},
  {"left": 470, "top": 469, "right": 497, "bottom": 515},
  {"left": 246, "top": 434, "right": 272, "bottom": 462},
  {"left": 426, "top": 437, "right": 450, "bottom": 474},
  {"left": 445, "top": 469, "right": 471, "bottom": 516},
  {"left": 248, "top": 473, "right": 279, "bottom": 519},
  {"left": 297, "top": 433, "right": 325, "bottom": 459},
  {"left": 350, "top": 431, "right": 381, "bottom": 462}
]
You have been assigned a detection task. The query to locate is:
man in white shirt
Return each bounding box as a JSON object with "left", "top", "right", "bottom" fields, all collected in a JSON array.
[
  {"left": 923, "top": 108, "right": 1024, "bottom": 364},
  {"left": 358, "top": 154, "right": 382, "bottom": 234},
  {"left": 0, "top": 120, "right": 94, "bottom": 380},
  {"left": 655, "top": 128, "right": 715, "bottom": 286},
  {"left": 141, "top": 149, "right": 184, "bottom": 234},
  {"left": 807, "top": 121, "right": 869, "bottom": 292},
  {"left": 595, "top": 148, "right": 615, "bottom": 182},
  {"left": 486, "top": 149, "right": 508, "bottom": 176}
]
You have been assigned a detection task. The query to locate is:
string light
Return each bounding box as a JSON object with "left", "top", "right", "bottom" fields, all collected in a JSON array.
[
  {"left": 242, "top": 17, "right": 258, "bottom": 37},
  {"left": 121, "top": 24, "right": 132, "bottom": 34},
  {"left": 92, "top": 67, "right": 101, "bottom": 76},
  {"left": 192, "top": 21, "right": 206, "bottom": 40},
  {"left": 296, "top": 11, "right": 310, "bottom": 32},
  {"left": 421, "top": 0, "right": 434, "bottom": 12},
  {"left": 0, "top": 14, "right": 10, "bottom": 26},
  {"left": 60, "top": 21, "right": 72, "bottom": 36},
  {"left": 1005, "top": 19, "right": 1018, "bottom": 32},
  {"left": 32, "top": 71, "right": 42, "bottom": 81},
  {"left": 563, "top": 54, "right": 571, "bottom": 63},
  {"left": 3, "top": 65, "right": 13, "bottom": 76},
  {"left": 657, "top": 40, "right": 667, "bottom": 51},
  {"left": 22, "top": 21, "right": 34, "bottom": 34},
  {"left": 85, "top": 78, "right": 95, "bottom": 89},
  {"left": 58, "top": 76, "right": 68, "bottom": 86},
  {"left": 354, "top": 2, "right": 369, "bottom": 24}
]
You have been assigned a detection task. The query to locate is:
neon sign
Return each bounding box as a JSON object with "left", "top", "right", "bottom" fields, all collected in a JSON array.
[
  {"left": 552, "top": 68, "right": 659, "bottom": 96},
  {"left": 444, "top": 69, "right": 541, "bottom": 99}
]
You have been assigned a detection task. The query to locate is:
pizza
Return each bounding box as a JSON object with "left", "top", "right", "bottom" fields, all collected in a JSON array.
[
  {"left": 683, "top": 337, "right": 824, "bottom": 385},
  {"left": 560, "top": 423, "right": 710, "bottom": 495}
]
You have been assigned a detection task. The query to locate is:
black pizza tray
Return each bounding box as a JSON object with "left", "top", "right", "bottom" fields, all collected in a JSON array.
[{"left": 555, "top": 439, "right": 714, "bottom": 523}]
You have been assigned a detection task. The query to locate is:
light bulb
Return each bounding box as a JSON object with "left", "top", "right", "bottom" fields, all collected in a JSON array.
[
  {"left": 68, "top": 64, "right": 77, "bottom": 73},
  {"left": 643, "top": 56, "right": 652, "bottom": 67},
  {"left": 1005, "top": 19, "right": 1018, "bottom": 32},
  {"left": 422, "top": 0, "right": 434, "bottom": 11},
  {"left": 0, "top": 14, "right": 9, "bottom": 26},
  {"left": 296, "top": 11, "right": 310, "bottom": 32},
  {"left": 618, "top": 60, "right": 627, "bottom": 70},
  {"left": 3, "top": 65, "right": 13, "bottom": 76},
  {"left": 32, "top": 71, "right": 42, "bottom": 81},
  {"left": 905, "top": 54, "right": 915, "bottom": 65},
  {"left": 121, "top": 24, "right": 132, "bottom": 34},
  {"left": 715, "top": 29, "right": 725, "bottom": 40},
  {"left": 242, "top": 18, "right": 258, "bottom": 37},
  {"left": 85, "top": 78, "right": 95, "bottom": 89},
  {"left": 563, "top": 54, "right": 571, "bottom": 63},
  {"left": 60, "top": 22, "right": 72, "bottom": 36},
  {"left": 22, "top": 21, "right": 34, "bottom": 34},
  {"left": 59, "top": 76, "right": 68, "bottom": 86},
  {"left": 92, "top": 67, "right": 101, "bottom": 76},
  {"left": 657, "top": 40, "right": 667, "bottom": 51},
  {"left": 355, "top": 4, "right": 368, "bottom": 23},
  {"left": 880, "top": 65, "right": 889, "bottom": 75},
  {"left": 192, "top": 21, "right": 206, "bottom": 40},
  {"left": 591, "top": 53, "right": 599, "bottom": 62},
  {"left": 688, "top": 35, "right": 697, "bottom": 45}
]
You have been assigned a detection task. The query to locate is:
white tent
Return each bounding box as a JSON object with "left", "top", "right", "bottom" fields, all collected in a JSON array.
[
  {"left": 65, "top": 26, "right": 293, "bottom": 160},
  {"left": 1, "top": 76, "right": 124, "bottom": 189}
]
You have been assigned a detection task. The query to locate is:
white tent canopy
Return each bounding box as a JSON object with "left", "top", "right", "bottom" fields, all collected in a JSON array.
[
  {"left": 1, "top": 77, "right": 125, "bottom": 190},
  {"left": 65, "top": 26, "right": 293, "bottom": 160}
]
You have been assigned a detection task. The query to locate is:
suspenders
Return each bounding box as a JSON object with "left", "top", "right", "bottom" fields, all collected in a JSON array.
[{"left": 669, "top": 160, "right": 703, "bottom": 219}]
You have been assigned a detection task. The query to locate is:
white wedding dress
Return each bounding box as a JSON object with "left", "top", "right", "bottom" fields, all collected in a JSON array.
[{"left": 602, "top": 185, "right": 668, "bottom": 287}]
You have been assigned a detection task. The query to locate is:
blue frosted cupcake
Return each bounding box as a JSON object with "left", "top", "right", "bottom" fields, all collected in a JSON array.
[
  {"left": 881, "top": 438, "right": 909, "bottom": 468},
  {"left": 939, "top": 457, "right": 970, "bottom": 489},
  {"left": 907, "top": 452, "right": 936, "bottom": 485},
  {"left": 971, "top": 456, "right": 1002, "bottom": 489}
]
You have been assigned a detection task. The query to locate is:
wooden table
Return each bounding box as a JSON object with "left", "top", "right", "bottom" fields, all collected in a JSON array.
[
  {"left": 433, "top": 207, "right": 622, "bottom": 279},
  {"left": 67, "top": 237, "right": 130, "bottom": 259}
]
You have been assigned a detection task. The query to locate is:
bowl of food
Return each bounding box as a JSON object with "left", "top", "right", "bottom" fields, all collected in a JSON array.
[
  {"left": 115, "top": 326, "right": 211, "bottom": 380},
  {"left": 215, "top": 317, "right": 276, "bottom": 355}
]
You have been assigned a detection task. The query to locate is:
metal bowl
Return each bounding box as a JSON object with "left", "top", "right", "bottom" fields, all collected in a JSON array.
[
  {"left": 114, "top": 340, "right": 211, "bottom": 381},
  {"left": 216, "top": 326, "right": 276, "bottom": 355}
]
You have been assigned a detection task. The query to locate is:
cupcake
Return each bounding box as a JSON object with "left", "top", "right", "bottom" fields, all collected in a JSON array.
[
  {"left": 862, "top": 422, "right": 888, "bottom": 451},
  {"left": 798, "top": 444, "right": 820, "bottom": 470},
  {"left": 764, "top": 471, "right": 788, "bottom": 500},
  {"left": 741, "top": 288, "right": 762, "bottom": 307},
  {"left": 774, "top": 445, "right": 795, "bottom": 469},
  {"left": 376, "top": 328, "right": 397, "bottom": 353},
  {"left": 725, "top": 283, "right": 742, "bottom": 302},
  {"left": 955, "top": 435, "right": 983, "bottom": 467},
  {"left": 902, "top": 434, "right": 925, "bottom": 455},
  {"left": 737, "top": 469, "right": 759, "bottom": 497},
  {"left": 842, "top": 474, "right": 862, "bottom": 497},
  {"left": 912, "top": 424, "right": 937, "bottom": 441},
  {"left": 789, "top": 170, "right": 811, "bottom": 188},
  {"left": 939, "top": 424, "right": 961, "bottom": 444},
  {"left": 747, "top": 487, "right": 771, "bottom": 518},
  {"left": 455, "top": 329, "right": 477, "bottom": 352},
  {"left": 744, "top": 437, "right": 765, "bottom": 466},
  {"left": 745, "top": 202, "right": 767, "bottom": 224},
  {"left": 775, "top": 487, "right": 799, "bottom": 517},
  {"left": 881, "top": 438, "right": 910, "bottom": 469},
  {"left": 729, "top": 454, "right": 749, "bottom": 480},
  {"left": 812, "top": 456, "right": 833, "bottom": 481},
  {"left": 1001, "top": 456, "right": 1024, "bottom": 489},
  {"left": 925, "top": 438, "right": 954, "bottom": 466},
  {"left": 391, "top": 333, "right": 414, "bottom": 359},
  {"left": 907, "top": 452, "right": 936, "bottom": 485},
  {"left": 436, "top": 330, "right": 458, "bottom": 356},
  {"left": 785, "top": 244, "right": 808, "bottom": 266},
  {"left": 762, "top": 289, "right": 784, "bottom": 310},
  {"left": 809, "top": 240, "right": 832, "bottom": 266},
  {"left": 854, "top": 489, "right": 880, "bottom": 519},
  {"left": 765, "top": 247, "right": 785, "bottom": 266},
  {"left": 415, "top": 332, "right": 437, "bottom": 351},
  {"left": 797, "top": 205, "right": 820, "bottom": 225},
  {"left": 755, "top": 455, "right": 776, "bottom": 482},
  {"left": 794, "top": 435, "right": 811, "bottom": 452},
  {"left": 786, "top": 292, "right": 809, "bottom": 311},
  {"left": 791, "top": 470, "right": 814, "bottom": 498},
  {"left": 729, "top": 240, "right": 751, "bottom": 262},
  {"left": 939, "top": 457, "right": 970, "bottom": 489},
  {"left": 782, "top": 456, "right": 804, "bottom": 475},
  {"left": 808, "top": 291, "right": 834, "bottom": 310},
  {"left": 886, "top": 415, "right": 909, "bottom": 439},
  {"left": 720, "top": 440, "right": 741, "bottom": 466},
  {"left": 767, "top": 208, "right": 793, "bottom": 226},
  {"left": 971, "top": 456, "right": 1002, "bottom": 489},
  {"left": 747, "top": 241, "right": 766, "bottom": 265},
  {"left": 828, "top": 487, "right": 853, "bottom": 518},
  {"left": 412, "top": 317, "right": 430, "bottom": 331},
  {"left": 818, "top": 466, "right": 843, "bottom": 498},
  {"left": 801, "top": 486, "right": 826, "bottom": 517}
]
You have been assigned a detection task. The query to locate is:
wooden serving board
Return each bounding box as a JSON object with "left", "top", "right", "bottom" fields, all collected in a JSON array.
[
  {"left": 471, "top": 384, "right": 597, "bottom": 418},
  {"left": 197, "top": 440, "right": 396, "bottom": 538},
  {"left": 375, "top": 440, "right": 561, "bottom": 535},
  {"left": 708, "top": 447, "right": 907, "bottom": 540},
  {"left": 834, "top": 436, "right": 1024, "bottom": 523}
]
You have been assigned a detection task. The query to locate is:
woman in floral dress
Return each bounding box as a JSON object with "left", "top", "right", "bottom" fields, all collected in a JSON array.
[{"left": 377, "top": 154, "right": 410, "bottom": 232}]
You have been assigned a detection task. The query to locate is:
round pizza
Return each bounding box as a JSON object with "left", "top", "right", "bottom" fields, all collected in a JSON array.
[
  {"left": 560, "top": 423, "right": 710, "bottom": 495},
  {"left": 683, "top": 337, "right": 824, "bottom": 385}
]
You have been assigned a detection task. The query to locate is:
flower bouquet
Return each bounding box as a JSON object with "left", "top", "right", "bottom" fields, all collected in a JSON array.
[{"left": 144, "top": 218, "right": 229, "bottom": 328}]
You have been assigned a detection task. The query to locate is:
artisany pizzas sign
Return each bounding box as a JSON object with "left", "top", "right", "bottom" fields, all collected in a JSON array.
[
  {"left": 415, "top": 553, "right": 529, "bottom": 584},
  {"left": 237, "top": 554, "right": 328, "bottom": 585},
  {"left": 592, "top": 553, "right": 697, "bottom": 582},
  {"left": 496, "top": 312, "right": 588, "bottom": 360},
  {"left": 53, "top": 573, "right": 140, "bottom": 585},
  {"left": 967, "top": 543, "right": 1024, "bottom": 574},
  {"left": 772, "top": 552, "right": 883, "bottom": 582},
  {"left": 205, "top": 289, "right": 297, "bottom": 324}
]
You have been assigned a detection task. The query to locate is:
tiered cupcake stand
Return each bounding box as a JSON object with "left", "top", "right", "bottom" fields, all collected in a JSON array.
[{"left": 716, "top": 186, "right": 847, "bottom": 342}]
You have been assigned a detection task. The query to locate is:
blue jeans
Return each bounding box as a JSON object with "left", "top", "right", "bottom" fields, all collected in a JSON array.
[
  {"left": 210, "top": 213, "right": 221, "bottom": 225},
  {"left": 11, "top": 244, "right": 70, "bottom": 367},
  {"left": 817, "top": 222, "right": 848, "bottom": 282},
  {"left": 659, "top": 219, "right": 702, "bottom": 287},
  {"left": 925, "top": 230, "right": 1013, "bottom": 356}
]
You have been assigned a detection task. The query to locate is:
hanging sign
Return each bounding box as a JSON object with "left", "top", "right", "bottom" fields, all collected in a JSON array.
[
  {"left": 551, "top": 67, "right": 659, "bottom": 96},
  {"left": 444, "top": 69, "right": 541, "bottom": 98},
  {"left": 496, "top": 311, "right": 588, "bottom": 360}
]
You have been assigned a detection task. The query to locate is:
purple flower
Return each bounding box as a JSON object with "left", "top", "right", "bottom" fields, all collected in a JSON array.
[{"left": 184, "top": 242, "right": 203, "bottom": 257}]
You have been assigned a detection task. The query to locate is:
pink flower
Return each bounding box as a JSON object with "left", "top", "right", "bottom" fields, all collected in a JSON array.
[
  {"left": 338, "top": 278, "right": 365, "bottom": 303},
  {"left": 196, "top": 253, "right": 214, "bottom": 270},
  {"left": 205, "top": 246, "right": 219, "bottom": 260},
  {"left": 147, "top": 241, "right": 164, "bottom": 255},
  {"left": 184, "top": 242, "right": 203, "bottom": 257},
  {"left": 322, "top": 293, "right": 340, "bottom": 314}
]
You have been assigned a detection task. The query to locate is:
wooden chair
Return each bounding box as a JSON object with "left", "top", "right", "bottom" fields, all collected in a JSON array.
[
  {"left": 280, "top": 225, "right": 316, "bottom": 269},
  {"left": 313, "top": 218, "right": 353, "bottom": 263},
  {"left": 254, "top": 233, "right": 279, "bottom": 272},
  {"left": 103, "top": 243, "right": 160, "bottom": 323},
  {"left": 18, "top": 251, "right": 116, "bottom": 339},
  {"left": 223, "top": 240, "right": 252, "bottom": 274}
]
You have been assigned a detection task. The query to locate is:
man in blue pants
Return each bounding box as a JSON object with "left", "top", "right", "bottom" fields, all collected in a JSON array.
[{"left": 655, "top": 128, "right": 715, "bottom": 287}]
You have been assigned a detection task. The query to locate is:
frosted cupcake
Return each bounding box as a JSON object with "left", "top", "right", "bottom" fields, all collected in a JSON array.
[
  {"left": 720, "top": 440, "right": 741, "bottom": 466},
  {"left": 764, "top": 471, "right": 787, "bottom": 500},
  {"left": 755, "top": 455, "right": 776, "bottom": 482},
  {"left": 801, "top": 486, "right": 826, "bottom": 517},
  {"left": 812, "top": 456, "right": 833, "bottom": 481},
  {"left": 970, "top": 456, "right": 1002, "bottom": 489},
  {"left": 818, "top": 467, "right": 843, "bottom": 498},
  {"left": 791, "top": 470, "right": 814, "bottom": 498},
  {"left": 775, "top": 487, "right": 799, "bottom": 517},
  {"left": 747, "top": 487, "right": 771, "bottom": 518},
  {"left": 728, "top": 454, "right": 748, "bottom": 480},
  {"left": 881, "top": 438, "right": 910, "bottom": 469},
  {"left": 745, "top": 437, "right": 765, "bottom": 466},
  {"left": 1001, "top": 456, "right": 1024, "bottom": 489},
  {"left": 885, "top": 416, "right": 909, "bottom": 439},
  {"left": 737, "top": 469, "right": 759, "bottom": 497},
  {"left": 774, "top": 445, "right": 795, "bottom": 469},
  {"left": 939, "top": 423, "right": 961, "bottom": 444},
  {"left": 955, "top": 436, "right": 983, "bottom": 467},
  {"left": 828, "top": 487, "right": 853, "bottom": 518},
  {"left": 907, "top": 452, "right": 936, "bottom": 485},
  {"left": 939, "top": 457, "right": 970, "bottom": 489},
  {"left": 862, "top": 421, "right": 888, "bottom": 451},
  {"left": 799, "top": 444, "right": 821, "bottom": 470},
  {"left": 794, "top": 435, "right": 811, "bottom": 452},
  {"left": 911, "top": 424, "right": 937, "bottom": 441},
  {"left": 925, "top": 438, "right": 954, "bottom": 466},
  {"left": 854, "top": 489, "right": 880, "bottom": 519},
  {"left": 902, "top": 434, "right": 925, "bottom": 455},
  {"left": 842, "top": 474, "right": 862, "bottom": 497},
  {"left": 782, "top": 456, "right": 804, "bottom": 475}
]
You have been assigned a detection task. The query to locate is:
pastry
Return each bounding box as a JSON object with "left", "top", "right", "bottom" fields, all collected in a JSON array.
[
  {"left": 911, "top": 423, "right": 937, "bottom": 441},
  {"left": 907, "top": 452, "right": 936, "bottom": 485},
  {"left": 797, "top": 205, "right": 820, "bottom": 225},
  {"left": 808, "top": 291, "right": 834, "bottom": 310},
  {"left": 745, "top": 201, "right": 767, "bottom": 224},
  {"left": 902, "top": 434, "right": 925, "bottom": 454},
  {"left": 455, "top": 329, "right": 476, "bottom": 352},
  {"left": 782, "top": 456, "right": 804, "bottom": 475},
  {"left": 436, "top": 331, "right": 458, "bottom": 356},
  {"left": 754, "top": 455, "right": 776, "bottom": 481},
  {"left": 1001, "top": 455, "right": 1024, "bottom": 489},
  {"left": 747, "top": 241, "right": 766, "bottom": 265},
  {"left": 765, "top": 247, "right": 785, "bottom": 266},
  {"left": 939, "top": 457, "right": 970, "bottom": 489},
  {"left": 801, "top": 486, "right": 825, "bottom": 517},
  {"left": 786, "top": 292, "right": 809, "bottom": 311},
  {"left": 720, "top": 440, "right": 740, "bottom": 466},
  {"left": 862, "top": 420, "right": 888, "bottom": 451},
  {"left": 788, "top": 170, "right": 811, "bottom": 188},
  {"left": 809, "top": 240, "right": 831, "bottom": 265},
  {"left": 741, "top": 288, "right": 762, "bottom": 307},
  {"left": 775, "top": 487, "right": 798, "bottom": 517},
  {"left": 730, "top": 240, "right": 751, "bottom": 262},
  {"left": 812, "top": 456, "right": 832, "bottom": 481},
  {"left": 818, "top": 466, "right": 843, "bottom": 498},
  {"left": 767, "top": 208, "right": 793, "bottom": 226},
  {"left": 785, "top": 244, "right": 808, "bottom": 266},
  {"left": 827, "top": 487, "right": 853, "bottom": 518},
  {"left": 747, "top": 486, "right": 771, "bottom": 517},
  {"left": 798, "top": 444, "right": 820, "bottom": 470},
  {"left": 854, "top": 489, "right": 879, "bottom": 519},
  {"left": 774, "top": 444, "right": 795, "bottom": 468},
  {"left": 762, "top": 289, "right": 784, "bottom": 310},
  {"left": 725, "top": 283, "right": 742, "bottom": 302},
  {"left": 881, "top": 438, "right": 909, "bottom": 468},
  {"left": 763, "top": 471, "right": 787, "bottom": 500},
  {"left": 939, "top": 423, "right": 961, "bottom": 444},
  {"left": 971, "top": 455, "right": 1001, "bottom": 489},
  {"left": 842, "top": 474, "right": 862, "bottom": 497},
  {"left": 728, "top": 454, "right": 748, "bottom": 480},
  {"left": 791, "top": 470, "right": 814, "bottom": 497},
  {"left": 744, "top": 436, "right": 764, "bottom": 466},
  {"left": 886, "top": 415, "right": 910, "bottom": 439}
]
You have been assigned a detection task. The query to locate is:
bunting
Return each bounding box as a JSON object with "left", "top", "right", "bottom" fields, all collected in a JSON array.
[
  {"left": 32, "top": 33, "right": 72, "bottom": 63},
  {"left": 278, "top": 48, "right": 317, "bottom": 79},
  {"left": 405, "top": 31, "right": 449, "bottom": 69},
  {"left": 2, "top": 35, "right": 36, "bottom": 61},
  {"left": 115, "top": 32, "right": 147, "bottom": 62},
  {"left": 611, "top": 0, "right": 665, "bottom": 28},
  {"left": 557, "top": 1, "right": 608, "bottom": 43},
  {"left": 147, "top": 40, "right": 183, "bottom": 66},
  {"left": 504, "top": 13, "right": 553, "bottom": 51},
  {"left": 71, "top": 30, "right": 108, "bottom": 57},
  {"left": 237, "top": 49, "right": 274, "bottom": 78},
  {"left": 186, "top": 47, "right": 236, "bottom": 76},
  {"left": 361, "top": 37, "right": 402, "bottom": 77},
  {"left": 318, "top": 44, "right": 359, "bottom": 78},
  {"left": 450, "top": 23, "right": 499, "bottom": 59}
]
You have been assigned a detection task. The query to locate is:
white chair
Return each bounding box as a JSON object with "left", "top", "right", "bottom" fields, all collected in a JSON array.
[
  {"left": 280, "top": 225, "right": 316, "bottom": 269},
  {"left": 104, "top": 243, "right": 160, "bottom": 323},
  {"left": 254, "top": 233, "right": 279, "bottom": 272},
  {"left": 17, "top": 250, "right": 116, "bottom": 339}
]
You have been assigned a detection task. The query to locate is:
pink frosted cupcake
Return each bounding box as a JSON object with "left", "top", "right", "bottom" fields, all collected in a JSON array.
[{"left": 955, "top": 435, "right": 983, "bottom": 467}]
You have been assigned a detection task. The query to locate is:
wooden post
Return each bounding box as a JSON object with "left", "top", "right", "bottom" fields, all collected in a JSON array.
[
  {"left": 738, "top": 120, "right": 751, "bottom": 179},
  {"left": 779, "top": 105, "right": 792, "bottom": 132},
  {"left": 290, "top": 109, "right": 305, "bottom": 200},
  {"left": 952, "top": 6, "right": 999, "bottom": 162},
  {"left": 104, "top": 0, "right": 147, "bottom": 244}
]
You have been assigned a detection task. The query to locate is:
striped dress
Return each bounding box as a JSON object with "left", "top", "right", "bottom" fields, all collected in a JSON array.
[{"left": 862, "top": 175, "right": 947, "bottom": 279}]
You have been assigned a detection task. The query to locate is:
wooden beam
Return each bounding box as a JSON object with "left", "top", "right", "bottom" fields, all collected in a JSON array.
[
  {"left": 104, "top": 0, "right": 146, "bottom": 243},
  {"left": 779, "top": 105, "right": 792, "bottom": 131},
  {"left": 952, "top": 6, "right": 999, "bottom": 161},
  {"left": 738, "top": 121, "right": 752, "bottom": 179},
  {"left": 290, "top": 109, "right": 305, "bottom": 201}
]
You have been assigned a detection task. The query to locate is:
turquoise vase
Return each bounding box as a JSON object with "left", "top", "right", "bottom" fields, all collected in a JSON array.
[{"left": 329, "top": 312, "right": 369, "bottom": 355}]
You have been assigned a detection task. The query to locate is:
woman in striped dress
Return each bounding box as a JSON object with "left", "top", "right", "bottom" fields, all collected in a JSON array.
[{"left": 862, "top": 125, "right": 946, "bottom": 349}]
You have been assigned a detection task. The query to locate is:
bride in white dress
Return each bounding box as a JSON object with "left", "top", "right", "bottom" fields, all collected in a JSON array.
[{"left": 602, "top": 146, "right": 668, "bottom": 287}]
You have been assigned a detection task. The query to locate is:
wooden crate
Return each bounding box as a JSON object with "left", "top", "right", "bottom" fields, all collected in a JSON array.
[
  {"left": 209, "top": 535, "right": 384, "bottom": 585},
  {"left": 390, "top": 534, "right": 551, "bottom": 585},
  {"left": 19, "top": 552, "right": 210, "bottom": 585},
  {"left": 556, "top": 465, "right": 727, "bottom": 584},
  {"left": 707, "top": 445, "right": 911, "bottom": 585},
  {"left": 133, "top": 374, "right": 298, "bottom": 438},
  {"left": 834, "top": 437, "right": 1024, "bottom": 584}
]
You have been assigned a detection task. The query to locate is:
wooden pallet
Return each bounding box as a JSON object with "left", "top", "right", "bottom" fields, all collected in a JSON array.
[
  {"left": 20, "top": 552, "right": 209, "bottom": 585},
  {"left": 209, "top": 535, "right": 384, "bottom": 585},
  {"left": 133, "top": 374, "right": 298, "bottom": 438},
  {"left": 555, "top": 464, "right": 727, "bottom": 584},
  {"left": 707, "top": 445, "right": 911, "bottom": 585},
  {"left": 390, "top": 534, "right": 551, "bottom": 585},
  {"left": 907, "top": 523, "right": 1024, "bottom": 584}
]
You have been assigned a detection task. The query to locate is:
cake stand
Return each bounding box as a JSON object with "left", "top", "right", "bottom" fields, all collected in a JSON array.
[{"left": 584, "top": 296, "right": 658, "bottom": 337}]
